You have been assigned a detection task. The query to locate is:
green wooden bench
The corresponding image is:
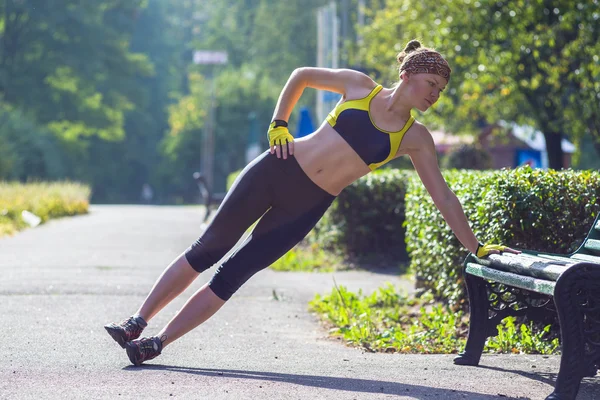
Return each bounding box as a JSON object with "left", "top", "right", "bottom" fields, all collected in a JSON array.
[{"left": 454, "top": 213, "right": 600, "bottom": 400}]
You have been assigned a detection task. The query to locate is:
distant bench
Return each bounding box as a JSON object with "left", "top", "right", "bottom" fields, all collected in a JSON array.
[
  {"left": 454, "top": 213, "right": 600, "bottom": 400},
  {"left": 193, "top": 172, "right": 226, "bottom": 222}
]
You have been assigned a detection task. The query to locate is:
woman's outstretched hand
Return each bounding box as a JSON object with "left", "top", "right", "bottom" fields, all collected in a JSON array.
[
  {"left": 476, "top": 243, "right": 521, "bottom": 258},
  {"left": 267, "top": 121, "right": 295, "bottom": 159}
]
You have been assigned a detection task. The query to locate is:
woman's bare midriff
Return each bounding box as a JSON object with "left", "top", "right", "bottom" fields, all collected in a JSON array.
[{"left": 293, "top": 122, "right": 371, "bottom": 196}]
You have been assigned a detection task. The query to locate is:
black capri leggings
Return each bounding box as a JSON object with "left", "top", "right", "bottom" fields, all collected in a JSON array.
[{"left": 184, "top": 151, "right": 336, "bottom": 301}]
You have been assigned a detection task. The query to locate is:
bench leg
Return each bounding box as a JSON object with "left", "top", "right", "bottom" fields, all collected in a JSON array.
[
  {"left": 547, "top": 263, "right": 600, "bottom": 400},
  {"left": 454, "top": 272, "right": 489, "bottom": 366}
]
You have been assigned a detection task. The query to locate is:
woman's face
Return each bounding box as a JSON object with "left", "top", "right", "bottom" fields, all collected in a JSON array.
[{"left": 404, "top": 73, "right": 448, "bottom": 112}]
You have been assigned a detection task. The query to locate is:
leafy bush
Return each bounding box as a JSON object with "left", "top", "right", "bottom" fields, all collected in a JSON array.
[
  {"left": 312, "top": 169, "right": 414, "bottom": 264},
  {"left": 0, "top": 182, "right": 90, "bottom": 236},
  {"left": 405, "top": 167, "right": 600, "bottom": 307},
  {"left": 486, "top": 317, "right": 559, "bottom": 355}
]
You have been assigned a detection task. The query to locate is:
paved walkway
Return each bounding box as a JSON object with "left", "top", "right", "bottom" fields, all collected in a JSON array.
[{"left": 0, "top": 205, "right": 598, "bottom": 399}]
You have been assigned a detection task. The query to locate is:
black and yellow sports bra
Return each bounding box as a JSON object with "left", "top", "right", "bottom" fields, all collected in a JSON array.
[{"left": 326, "top": 85, "right": 415, "bottom": 171}]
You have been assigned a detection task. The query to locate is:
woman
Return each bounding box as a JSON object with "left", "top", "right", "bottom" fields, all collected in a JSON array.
[{"left": 105, "top": 40, "right": 519, "bottom": 366}]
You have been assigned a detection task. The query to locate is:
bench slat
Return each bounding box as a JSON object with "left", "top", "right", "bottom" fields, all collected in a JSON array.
[
  {"left": 584, "top": 238, "right": 600, "bottom": 255},
  {"left": 570, "top": 253, "right": 600, "bottom": 263},
  {"left": 534, "top": 253, "right": 577, "bottom": 263},
  {"left": 533, "top": 252, "right": 600, "bottom": 265},
  {"left": 465, "top": 263, "right": 556, "bottom": 295},
  {"left": 477, "top": 253, "right": 574, "bottom": 281},
  {"left": 596, "top": 219, "right": 600, "bottom": 232},
  {"left": 517, "top": 252, "right": 571, "bottom": 265}
]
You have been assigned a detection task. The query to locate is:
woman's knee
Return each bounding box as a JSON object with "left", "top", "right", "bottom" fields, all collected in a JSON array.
[
  {"left": 184, "top": 235, "right": 228, "bottom": 273},
  {"left": 207, "top": 269, "right": 246, "bottom": 301},
  {"left": 207, "top": 260, "right": 262, "bottom": 301}
]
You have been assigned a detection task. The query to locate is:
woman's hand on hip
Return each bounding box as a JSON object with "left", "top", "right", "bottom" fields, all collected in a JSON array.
[{"left": 267, "top": 121, "right": 295, "bottom": 159}]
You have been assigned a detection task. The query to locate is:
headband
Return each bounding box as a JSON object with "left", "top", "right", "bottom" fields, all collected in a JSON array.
[{"left": 400, "top": 51, "right": 451, "bottom": 82}]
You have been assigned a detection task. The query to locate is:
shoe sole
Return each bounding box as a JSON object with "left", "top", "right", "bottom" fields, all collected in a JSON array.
[
  {"left": 104, "top": 325, "right": 127, "bottom": 348},
  {"left": 125, "top": 342, "right": 143, "bottom": 366}
]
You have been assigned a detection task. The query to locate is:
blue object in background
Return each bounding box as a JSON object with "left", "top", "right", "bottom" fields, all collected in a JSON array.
[
  {"left": 516, "top": 149, "right": 542, "bottom": 168},
  {"left": 295, "top": 107, "right": 315, "bottom": 138}
]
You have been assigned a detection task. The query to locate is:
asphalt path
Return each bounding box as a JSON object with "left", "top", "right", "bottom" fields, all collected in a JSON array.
[{"left": 0, "top": 205, "right": 598, "bottom": 399}]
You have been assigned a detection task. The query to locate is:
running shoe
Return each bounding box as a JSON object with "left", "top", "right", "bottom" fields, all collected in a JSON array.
[
  {"left": 104, "top": 315, "right": 147, "bottom": 348},
  {"left": 125, "top": 336, "right": 164, "bottom": 366}
]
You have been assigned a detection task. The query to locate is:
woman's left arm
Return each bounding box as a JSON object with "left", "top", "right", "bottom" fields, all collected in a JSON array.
[{"left": 407, "top": 127, "right": 519, "bottom": 256}]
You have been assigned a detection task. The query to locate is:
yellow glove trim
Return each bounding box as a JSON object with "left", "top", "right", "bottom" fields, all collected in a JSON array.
[
  {"left": 268, "top": 121, "right": 294, "bottom": 148},
  {"left": 476, "top": 243, "right": 507, "bottom": 258}
]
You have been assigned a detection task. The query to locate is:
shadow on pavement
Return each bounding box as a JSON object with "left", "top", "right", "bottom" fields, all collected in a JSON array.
[
  {"left": 476, "top": 364, "right": 599, "bottom": 397},
  {"left": 124, "top": 364, "right": 531, "bottom": 399}
]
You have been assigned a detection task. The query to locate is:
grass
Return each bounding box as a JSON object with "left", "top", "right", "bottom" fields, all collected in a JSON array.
[
  {"left": 309, "top": 283, "right": 560, "bottom": 355},
  {"left": 0, "top": 181, "right": 90, "bottom": 236},
  {"left": 270, "top": 242, "right": 347, "bottom": 272}
]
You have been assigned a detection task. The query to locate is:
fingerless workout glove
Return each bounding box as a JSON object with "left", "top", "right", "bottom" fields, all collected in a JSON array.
[
  {"left": 267, "top": 120, "right": 294, "bottom": 148},
  {"left": 476, "top": 243, "right": 507, "bottom": 258}
]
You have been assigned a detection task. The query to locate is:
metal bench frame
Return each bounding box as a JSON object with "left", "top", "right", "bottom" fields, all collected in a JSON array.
[{"left": 454, "top": 214, "right": 600, "bottom": 400}]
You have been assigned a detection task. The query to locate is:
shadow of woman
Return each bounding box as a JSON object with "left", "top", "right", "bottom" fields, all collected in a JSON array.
[{"left": 124, "top": 364, "right": 532, "bottom": 399}]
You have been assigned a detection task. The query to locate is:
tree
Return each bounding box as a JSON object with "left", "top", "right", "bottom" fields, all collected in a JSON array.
[
  {"left": 94, "top": 0, "right": 191, "bottom": 202},
  {"left": 171, "top": 0, "right": 332, "bottom": 193},
  {"left": 0, "top": 103, "right": 65, "bottom": 180},
  {"left": 0, "top": 0, "right": 152, "bottom": 142},
  {"left": 359, "top": 0, "right": 600, "bottom": 170},
  {"left": 161, "top": 72, "right": 209, "bottom": 202}
]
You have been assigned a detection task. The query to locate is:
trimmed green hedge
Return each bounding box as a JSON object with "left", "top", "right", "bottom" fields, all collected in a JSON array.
[
  {"left": 405, "top": 167, "right": 600, "bottom": 307},
  {"left": 315, "top": 169, "right": 413, "bottom": 263}
]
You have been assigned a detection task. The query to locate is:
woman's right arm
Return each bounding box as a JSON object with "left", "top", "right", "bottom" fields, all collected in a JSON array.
[
  {"left": 270, "top": 67, "right": 373, "bottom": 122},
  {"left": 268, "top": 68, "right": 373, "bottom": 158}
]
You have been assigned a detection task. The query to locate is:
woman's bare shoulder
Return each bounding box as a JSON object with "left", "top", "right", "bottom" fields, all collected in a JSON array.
[
  {"left": 343, "top": 71, "right": 378, "bottom": 99},
  {"left": 400, "top": 120, "right": 435, "bottom": 153}
]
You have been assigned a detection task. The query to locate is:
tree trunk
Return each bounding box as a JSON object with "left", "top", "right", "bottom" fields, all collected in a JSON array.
[{"left": 544, "top": 131, "right": 564, "bottom": 170}]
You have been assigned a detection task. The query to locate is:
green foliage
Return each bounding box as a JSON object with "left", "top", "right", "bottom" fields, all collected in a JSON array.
[
  {"left": 1, "top": 0, "right": 598, "bottom": 203},
  {"left": 0, "top": 103, "right": 66, "bottom": 181},
  {"left": 405, "top": 167, "right": 600, "bottom": 307},
  {"left": 359, "top": 0, "right": 600, "bottom": 169},
  {"left": 573, "top": 134, "right": 600, "bottom": 171},
  {"left": 310, "top": 284, "right": 461, "bottom": 354},
  {"left": 0, "top": 0, "right": 169, "bottom": 203},
  {"left": 486, "top": 317, "right": 559, "bottom": 355},
  {"left": 196, "top": 0, "right": 328, "bottom": 83},
  {"left": 1, "top": 0, "right": 151, "bottom": 142},
  {"left": 313, "top": 169, "right": 414, "bottom": 264},
  {"left": 157, "top": 72, "right": 209, "bottom": 202},
  {"left": 189, "top": 0, "right": 335, "bottom": 193},
  {"left": 102, "top": 0, "right": 188, "bottom": 203},
  {"left": 210, "top": 66, "right": 280, "bottom": 192},
  {"left": 441, "top": 144, "right": 492, "bottom": 170},
  {"left": 270, "top": 242, "right": 345, "bottom": 272},
  {"left": 0, "top": 181, "right": 90, "bottom": 236},
  {"left": 310, "top": 284, "right": 559, "bottom": 355}
]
